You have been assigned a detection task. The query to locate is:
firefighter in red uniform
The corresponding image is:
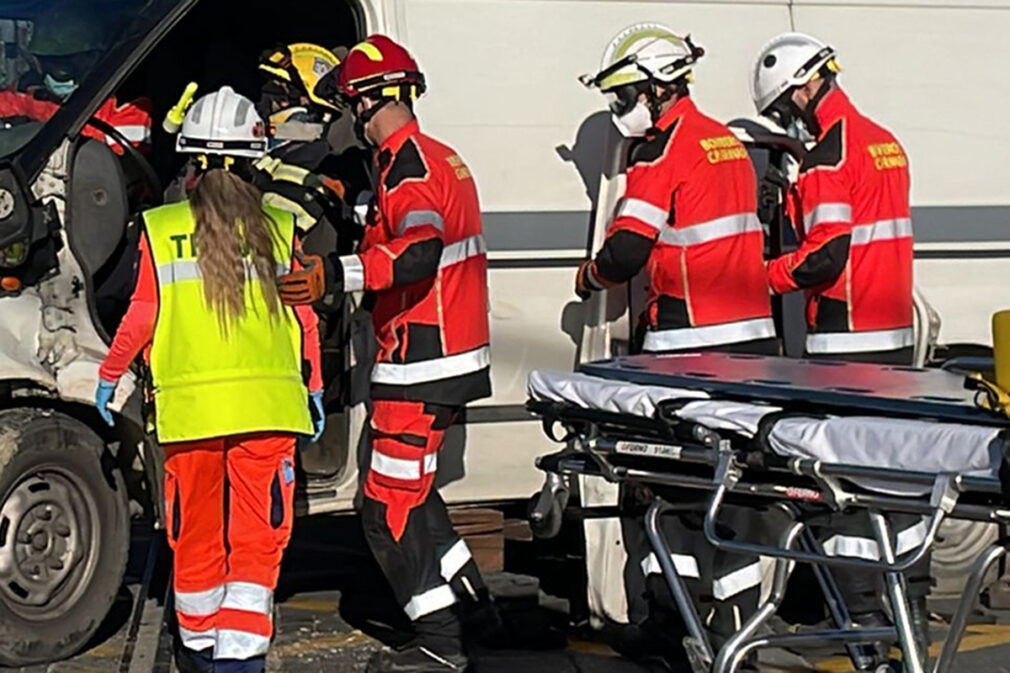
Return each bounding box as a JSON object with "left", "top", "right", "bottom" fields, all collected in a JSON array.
[
  {"left": 751, "top": 33, "right": 927, "bottom": 664},
  {"left": 279, "top": 36, "right": 491, "bottom": 673},
  {"left": 576, "top": 24, "right": 777, "bottom": 356},
  {"left": 753, "top": 34, "right": 914, "bottom": 364},
  {"left": 576, "top": 25, "right": 779, "bottom": 667}
]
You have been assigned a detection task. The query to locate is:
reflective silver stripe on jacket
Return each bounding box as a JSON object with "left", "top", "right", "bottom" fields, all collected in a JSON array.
[
  {"left": 642, "top": 318, "right": 776, "bottom": 353},
  {"left": 616, "top": 197, "right": 667, "bottom": 232},
  {"left": 340, "top": 254, "right": 365, "bottom": 292},
  {"left": 850, "top": 217, "right": 913, "bottom": 245},
  {"left": 805, "top": 327, "right": 913, "bottom": 354},
  {"left": 371, "top": 345, "right": 490, "bottom": 386},
  {"left": 658, "top": 212, "right": 762, "bottom": 247},
  {"left": 156, "top": 260, "right": 289, "bottom": 286},
  {"left": 399, "top": 210, "right": 445, "bottom": 235},
  {"left": 804, "top": 202, "right": 852, "bottom": 229},
  {"left": 439, "top": 234, "right": 486, "bottom": 268}
]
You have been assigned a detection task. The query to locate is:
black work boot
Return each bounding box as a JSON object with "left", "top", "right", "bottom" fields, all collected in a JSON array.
[{"left": 365, "top": 646, "right": 469, "bottom": 673}]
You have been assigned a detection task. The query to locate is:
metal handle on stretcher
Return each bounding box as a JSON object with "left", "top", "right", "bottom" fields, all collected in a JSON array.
[{"left": 702, "top": 451, "right": 952, "bottom": 574}]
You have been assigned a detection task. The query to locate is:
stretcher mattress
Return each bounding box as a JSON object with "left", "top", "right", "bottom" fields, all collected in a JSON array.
[
  {"left": 580, "top": 352, "right": 1005, "bottom": 426},
  {"left": 528, "top": 369, "right": 1006, "bottom": 495}
]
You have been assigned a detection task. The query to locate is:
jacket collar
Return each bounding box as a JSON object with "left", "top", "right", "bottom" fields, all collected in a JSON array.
[
  {"left": 654, "top": 95, "right": 696, "bottom": 133},
  {"left": 814, "top": 87, "right": 850, "bottom": 136},
  {"left": 380, "top": 118, "right": 419, "bottom": 155}
]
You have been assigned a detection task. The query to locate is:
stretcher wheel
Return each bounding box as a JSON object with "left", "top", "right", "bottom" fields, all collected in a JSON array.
[
  {"left": 527, "top": 490, "right": 567, "bottom": 540},
  {"left": 0, "top": 408, "right": 130, "bottom": 666}
]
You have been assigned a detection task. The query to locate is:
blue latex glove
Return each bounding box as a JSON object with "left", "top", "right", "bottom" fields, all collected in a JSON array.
[
  {"left": 309, "top": 391, "right": 325, "bottom": 443},
  {"left": 95, "top": 379, "right": 117, "bottom": 427}
]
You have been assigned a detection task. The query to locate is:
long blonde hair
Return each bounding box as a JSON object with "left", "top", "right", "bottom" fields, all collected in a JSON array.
[{"left": 189, "top": 169, "right": 281, "bottom": 329}]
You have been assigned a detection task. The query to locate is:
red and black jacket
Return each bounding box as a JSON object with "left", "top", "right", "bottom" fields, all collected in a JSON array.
[
  {"left": 767, "top": 88, "right": 913, "bottom": 355},
  {"left": 334, "top": 119, "right": 491, "bottom": 405},
  {"left": 581, "top": 97, "right": 774, "bottom": 351}
]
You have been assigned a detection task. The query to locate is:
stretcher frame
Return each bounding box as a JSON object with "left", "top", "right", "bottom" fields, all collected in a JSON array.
[{"left": 529, "top": 390, "right": 1010, "bottom": 673}]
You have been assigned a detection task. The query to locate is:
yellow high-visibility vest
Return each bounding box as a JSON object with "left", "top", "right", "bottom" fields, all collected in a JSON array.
[{"left": 143, "top": 200, "right": 312, "bottom": 443}]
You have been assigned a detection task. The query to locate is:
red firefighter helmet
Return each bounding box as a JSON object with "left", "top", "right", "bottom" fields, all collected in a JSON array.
[{"left": 322, "top": 35, "right": 426, "bottom": 105}]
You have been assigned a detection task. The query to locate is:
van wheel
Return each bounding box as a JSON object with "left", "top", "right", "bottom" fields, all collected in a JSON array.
[
  {"left": 0, "top": 408, "right": 129, "bottom": 666},
  {"left": 931, "top": 519, "right": 1000, "bottom": 609}
]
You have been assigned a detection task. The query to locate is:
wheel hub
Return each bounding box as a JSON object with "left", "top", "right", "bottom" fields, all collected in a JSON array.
[{"left": 0, "top": 474, "right": 84, "bottom": 607}]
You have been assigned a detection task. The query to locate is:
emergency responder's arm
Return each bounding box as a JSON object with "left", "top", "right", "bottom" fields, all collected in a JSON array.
[
  {"left": 290, "top": 252, "right": 324, "bottom": 394},
  {"left": 576, "top": 162, "right": 668, "bottom": 297},
  {"left": 332, "top": 184, "right": 444, "bottom": 293},
  {"left": 98, "top": 234, "right": 158, "bottom": 382},
  {"left": 766, "top": 130, "right": 852, "bottom": 294}
]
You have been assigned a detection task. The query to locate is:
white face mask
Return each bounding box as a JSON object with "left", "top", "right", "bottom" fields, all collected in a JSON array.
[{"left": 611, "top": 102, "right": 653, "bottom": 138}]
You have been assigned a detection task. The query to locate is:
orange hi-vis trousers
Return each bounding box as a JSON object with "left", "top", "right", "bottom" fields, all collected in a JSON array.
[{"left": 165, "top": 433, "right": 297, "bottom": 661}]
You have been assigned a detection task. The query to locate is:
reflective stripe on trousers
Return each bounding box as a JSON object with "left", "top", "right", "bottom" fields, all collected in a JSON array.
[
  {"left": 643, "top": 318, "right": 776, "bottom": 352},
  {"left": 440, "top": 539, "right": 473, "bottom": 581},
  {"left": 404, "top": 583, "right": 458, "bottom": 620},
  {"left": 805, "top": 326, "right": 913, "bottom": 355},
  {"left": 821, "top": 518, "right": 929, "bottom": 561},
  {"left": 178, "top": 628, "right": 272, "bottom": 660},
  {"left": 370, "top": 450, "right": 438, "bottom": 481},
  {"left": 175, "top": 581, "right": 274, "bottom": 659},
  {"left": 640, "top": 552, "right": 701, "bottom": 578}
]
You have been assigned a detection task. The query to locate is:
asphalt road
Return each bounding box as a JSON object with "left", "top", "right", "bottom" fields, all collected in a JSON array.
[{"left": 7, "top": 515, "right": 1010, "bottom": 673}]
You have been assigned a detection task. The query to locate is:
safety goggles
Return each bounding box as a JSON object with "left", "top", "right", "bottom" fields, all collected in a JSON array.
[{"left": 604, "top": 83, "right": 647, "bottom": 117}]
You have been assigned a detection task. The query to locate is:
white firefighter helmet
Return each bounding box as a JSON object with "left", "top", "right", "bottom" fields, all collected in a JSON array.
[
  {"left": 583, "top": 23, "right": 704, "bottom": 92},
  {"left": 751, "top": 32, "right": 837, "bottom": 115},
  {"left": 176, "top": 86, "right": 268, "bottom": 159}
]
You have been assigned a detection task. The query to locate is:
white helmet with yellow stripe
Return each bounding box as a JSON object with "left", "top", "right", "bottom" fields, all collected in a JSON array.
[
  {"left": 581, "top": 24, "right": 705, "bottom": 137},
  {"left": 583, "top": 24, "right": 704, "bottom": 92}
]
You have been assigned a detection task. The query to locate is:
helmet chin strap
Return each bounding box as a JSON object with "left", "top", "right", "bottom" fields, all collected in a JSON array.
[
  {"left": 353, "top": 97, "right": 392, "bottom": 146},
  {"left": 797, "top": 75, "right": 834, "bottom": 138}
]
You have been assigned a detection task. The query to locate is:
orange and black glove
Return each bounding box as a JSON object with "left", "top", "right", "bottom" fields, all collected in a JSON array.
[
  {"left": 575, "top": 259, "right": 604, "bottom": 300},
  {"left": 279, "top": 252, "right": 330, "bottom": 306}
]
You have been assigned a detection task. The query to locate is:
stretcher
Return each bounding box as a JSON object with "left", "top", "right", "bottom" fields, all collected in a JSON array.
[{"left": 526, "top": 352, "right": 1010, "bottom": 673}]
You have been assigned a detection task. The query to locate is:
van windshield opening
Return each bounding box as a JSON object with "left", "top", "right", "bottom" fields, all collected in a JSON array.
[{"left": 0, "top": 0, "right": 174, "bottom": 158}]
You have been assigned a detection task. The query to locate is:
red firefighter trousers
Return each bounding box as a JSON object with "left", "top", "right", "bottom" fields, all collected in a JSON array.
[{"left": 165, "top": 432, "right": 297, "bottom": 661}]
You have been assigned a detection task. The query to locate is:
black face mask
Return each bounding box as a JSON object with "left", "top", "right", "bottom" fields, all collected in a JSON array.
[{"left": 352, "top": 97, "right": 394, "bottom": 147}]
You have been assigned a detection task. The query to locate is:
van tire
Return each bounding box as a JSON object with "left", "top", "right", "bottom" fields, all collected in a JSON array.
[
  {"left": 0, "top": 408, "right": 129, "bottom": 666},
  {"left": 930, "top": 519, "right": 1000, "bottom": 608}
]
